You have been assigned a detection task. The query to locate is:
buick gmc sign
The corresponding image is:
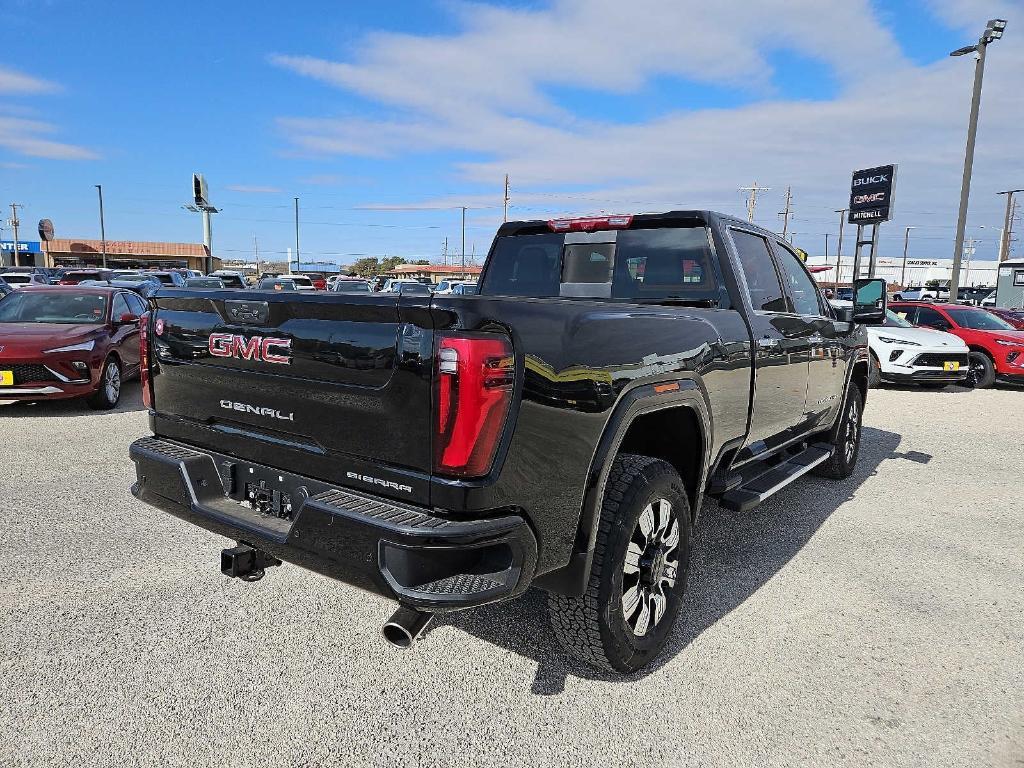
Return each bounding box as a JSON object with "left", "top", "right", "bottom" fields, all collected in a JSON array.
[{"left": 848, "top": 165, "right": 897, "bottom": 225}]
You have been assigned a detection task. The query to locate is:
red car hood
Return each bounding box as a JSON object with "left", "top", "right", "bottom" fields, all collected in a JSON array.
[{"left": 0, "top": 324, "right": 101, "bottom": 357}]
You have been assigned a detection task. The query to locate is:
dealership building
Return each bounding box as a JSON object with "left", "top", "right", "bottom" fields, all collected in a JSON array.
[
  {"left": 804, "top": 254, "right": 1000, "bottom": 287},
  {"left": 33, "top": 238, "right": 216, "bottom": 272}
]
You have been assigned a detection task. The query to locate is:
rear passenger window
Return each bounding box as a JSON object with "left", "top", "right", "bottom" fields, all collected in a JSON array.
[{"left": 731, "top": 230, "right": 786, "bottom": 312}]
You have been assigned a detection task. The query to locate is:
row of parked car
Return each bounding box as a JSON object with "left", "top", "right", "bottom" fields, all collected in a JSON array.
[{"left": 854, "top": 299, "right": 1024, "bottom": 390}]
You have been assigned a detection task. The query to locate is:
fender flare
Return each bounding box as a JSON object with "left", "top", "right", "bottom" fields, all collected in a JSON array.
[{"left": 534, "top": 378, "right": 712, "bottom": 597}]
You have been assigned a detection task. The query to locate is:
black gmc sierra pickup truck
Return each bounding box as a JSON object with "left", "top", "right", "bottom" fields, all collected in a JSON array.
[{"left": 129, "top": 210, "right": 886, "bottom": 673}]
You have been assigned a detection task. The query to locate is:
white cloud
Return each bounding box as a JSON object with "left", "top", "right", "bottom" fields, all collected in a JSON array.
[
  {"left": 0, "top": 117, "right": 97, "bottom": 160},
  {"left": 0, "top": 67, "right": 95, "bottom": 160},
  {"left": 226, "top": 184, "right": 284, "bottom": 194},
  {"left": 0, "top": 67, "right": 59, "bottom": 94},
  {"left": 272, "top": 0, "right": 1024, "bottom": 252}
]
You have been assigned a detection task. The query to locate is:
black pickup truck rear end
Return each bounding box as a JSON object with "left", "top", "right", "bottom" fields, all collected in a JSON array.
[{"left": 130, "top": 210, "right": 881, "bottom": 672}]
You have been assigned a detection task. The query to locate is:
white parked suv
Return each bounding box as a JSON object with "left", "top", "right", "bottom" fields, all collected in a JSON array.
[
  {"left": 868, "top": 308, "right": 969, "bottom": 388},
  {"left": 892, "top": 285, "right": 949, "bottom": 301},
  {"left": 435, "top": 279, "right": 476, "bottom": 294},
  {"left": 281, "top": 274, "right": 316, "bottom": 291}
]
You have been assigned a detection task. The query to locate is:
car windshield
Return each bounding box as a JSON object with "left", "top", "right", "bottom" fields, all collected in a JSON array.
[
  {"left": 883, "top": 310, "right": 914, "bottom": 328},
  {"left": 113, "top": 273, "right": 154, "bottom": 282},
  {"left": 259, "top": 279, "right": 296, "bottom": 291},
  {"left": 0, "top": 291, "right": 108, "bottom": 324},
  {"left": 3, "top": 274, "right": 32, "bottom": 284},
  {"left": 945, "top": 307, "right": 1015, "bottom": 331},
  {"left": 289, "top": 276, "right": 313, "bottom": 287},
  {"left": 150, "top": 273, "right": 176, "bottom": 285},
  {"left": 186, "top": 279, "right": 223, "bottom": 289}
]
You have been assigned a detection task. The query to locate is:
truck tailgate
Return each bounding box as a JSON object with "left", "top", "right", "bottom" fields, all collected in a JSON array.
[{"left": 148, "top": 291, "right": 433, "bottom": 500}]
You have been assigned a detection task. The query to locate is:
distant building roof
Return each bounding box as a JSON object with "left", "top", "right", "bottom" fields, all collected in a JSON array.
[
  {"left": 43, "top": 238, "right": 207, "bottom": 258},
  {"left": 390, "top": 264, "right": 482, "bottom": 275}
]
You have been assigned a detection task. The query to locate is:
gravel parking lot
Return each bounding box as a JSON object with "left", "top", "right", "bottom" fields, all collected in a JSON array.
[{"left": 1, "top": 383, "right": 1022, "bottom": 767}]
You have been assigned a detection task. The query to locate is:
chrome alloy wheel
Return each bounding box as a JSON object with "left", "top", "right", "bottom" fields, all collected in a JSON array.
[
  {"left": 104, "top": 362, "right": 121, "bottom": 403},
  {"left": 622, "top": 498, "right": 680, "bottom": 637},
  {"left": 843, "top": 395, "right": 860, "bottom": 464}
]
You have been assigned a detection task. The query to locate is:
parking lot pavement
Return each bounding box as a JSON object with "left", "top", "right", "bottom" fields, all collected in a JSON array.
[{"left": 1, "top": 383, "right": 1022, "bottom": 768}]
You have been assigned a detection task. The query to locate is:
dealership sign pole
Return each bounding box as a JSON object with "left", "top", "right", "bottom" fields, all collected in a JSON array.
[{"left": 848, "top": 165, "right": 897, "bottom": 282}]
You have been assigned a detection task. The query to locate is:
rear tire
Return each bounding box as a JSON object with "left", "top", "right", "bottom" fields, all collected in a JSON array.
[
  {"left": 548, "top": 454, "right": 692, "bottom": 674},
  {"left": 87, "top": 356, "right": 121, "bottom": 410},
  {"left": 966, "top": 352, "right": 995, "bottom": 389},
  {"left": 813, "top": 386, "right": 863, "bottom": 480}
]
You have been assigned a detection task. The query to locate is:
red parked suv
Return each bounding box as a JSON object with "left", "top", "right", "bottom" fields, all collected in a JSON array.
[
  {"left": 889, "top": 301, "right": 1024, "bottom": 388},
  {"left": 0, "top": 286, "right": 147, "bottom": 409}
]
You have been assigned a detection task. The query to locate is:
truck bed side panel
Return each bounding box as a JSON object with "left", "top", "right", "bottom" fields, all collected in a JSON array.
[{"left": 429, "top": 296, "right": 752, "bottom": 573}]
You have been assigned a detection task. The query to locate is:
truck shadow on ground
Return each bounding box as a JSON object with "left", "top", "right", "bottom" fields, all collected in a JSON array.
[
  {"left": 438, "top": 426, "right": 912, "bottom": 695},
  {"left": 0, "top": 381, "right": 145, "bottom": 418}
]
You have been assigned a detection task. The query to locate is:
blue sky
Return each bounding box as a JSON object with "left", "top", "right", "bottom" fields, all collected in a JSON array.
[{"left": 1, "top": 0, "right": 1020, "bottom": 266}]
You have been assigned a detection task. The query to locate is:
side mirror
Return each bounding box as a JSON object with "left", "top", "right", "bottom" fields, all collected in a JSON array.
[
  {"left": 852, "top": 278, "right": 886, "bottom": 324},
  {"left": 119, "top": 312, "right": 140, "bottom": 325}
]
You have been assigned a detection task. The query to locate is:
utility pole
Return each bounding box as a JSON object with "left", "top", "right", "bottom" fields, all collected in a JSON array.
[
  {"left": 739, "top": 182, "right": 770, "bottom": 223},
  {"left": 778, "top": 186, "right": 793, "bottom": 239},
  {"left": 8, "top": 203, "right": 22, "bottom": 268},
  {"left": 949, "top": 18, "right": 1008, "bottom": 303},
  {"left": 834, "top": 209, "right": 848, "bottom": 289},
  {"left": 901, "top": 226, "right": 916, "bottom": 287},
  {"left": 963, "top": 236, "right": 979, "bottom": 286},
  {"left": 997, "top": 189, "right": 1023, "bottom": 261},
  {"left": 503, "top": 174, "right": 510, "bottom": 223},
  {"left": 461, "top": 206, "right": 466, "bottom": 278},
  {"left": 253, "top": 234, "right": 259, "bottom": 277},
  {"left": 95, "top": 185, "right": 108, "bottom": 269},
  {"left": 294, "top": 197, "right": 300, "bottom": 273},
  {"left": 442, "top": 237, "right": 448, "bottom": 266}
]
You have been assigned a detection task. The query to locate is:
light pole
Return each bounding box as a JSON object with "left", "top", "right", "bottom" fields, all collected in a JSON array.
[
  {"left": 900, "top": 226, "right": 916, "bottom": 287},
  {"left": 948, "top": 18, "right": 1007, "bottom": 303},
  {"left": 95, "top": 185, "right": 108, "bottom": 269},
  {"left": 834, "top": 208, "right": 848, "bottom": 290},
  {"left": 294, "top": 197, "right": 300, "bottom": 273},
  {"left": 997, "top": 189, "right": 1023, "bottom": 261},
  {"left": 461, "top": 206, "right": 466, "bottom": 279}
]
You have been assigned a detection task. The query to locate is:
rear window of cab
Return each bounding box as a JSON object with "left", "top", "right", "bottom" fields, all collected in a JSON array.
[{"left": 479, "top": 225, "right": 727, "bottom": 306}]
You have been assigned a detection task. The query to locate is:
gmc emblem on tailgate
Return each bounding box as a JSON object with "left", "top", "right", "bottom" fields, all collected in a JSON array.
[{"left": 208, "top": 333, "right": 292, "bottom": 365}]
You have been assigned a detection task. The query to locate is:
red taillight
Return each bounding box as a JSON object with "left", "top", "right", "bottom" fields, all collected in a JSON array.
[
  {"left": 434, "top": 335, "right": 515, "bottom": 478},
  {"left": 139, "top": 312, "right": 153, "bottom": 409},
  {"left": 547, "top": 215, "right": 633, "bottom": 233}
]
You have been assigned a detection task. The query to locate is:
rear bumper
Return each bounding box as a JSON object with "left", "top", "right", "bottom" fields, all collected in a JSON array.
[{"left": 129, "top": 437, "right": 537, "bottom": 611}]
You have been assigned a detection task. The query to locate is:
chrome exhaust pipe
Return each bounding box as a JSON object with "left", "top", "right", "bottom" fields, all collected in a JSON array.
[{"left": 382, "top": 606, "right": 434, "bottom": 648}]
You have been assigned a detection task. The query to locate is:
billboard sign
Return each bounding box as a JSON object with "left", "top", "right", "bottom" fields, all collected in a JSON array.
[
  {"left": 0, "top": 240, "right": 41, "bottom": 254},
  {"left": 848, "top": 165, "right": 897, "bottom": 225}
]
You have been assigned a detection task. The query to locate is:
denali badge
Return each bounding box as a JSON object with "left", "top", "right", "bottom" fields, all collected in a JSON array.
[
  {"left": 346, "top": 471, "right": 413, "bottom": 494},
  {"left": 209, "top": 333, "right": 292, "bottom": 364},
  {"left": 220, "top": 400, "right": 294, "bottom": 421}
]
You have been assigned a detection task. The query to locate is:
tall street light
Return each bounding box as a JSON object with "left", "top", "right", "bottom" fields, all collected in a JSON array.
[
  {"left": 900, "top": 226, "right": 916, "bottom": 287},
  {"left": 95, "top": 185, "right": 108, "bottom": 269},
  {"left": 948, "top": 18, "right": 1007, "bottom": 303},
  {"left": 997, "top": 189, "right": 1023, "bottom": 261}
]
